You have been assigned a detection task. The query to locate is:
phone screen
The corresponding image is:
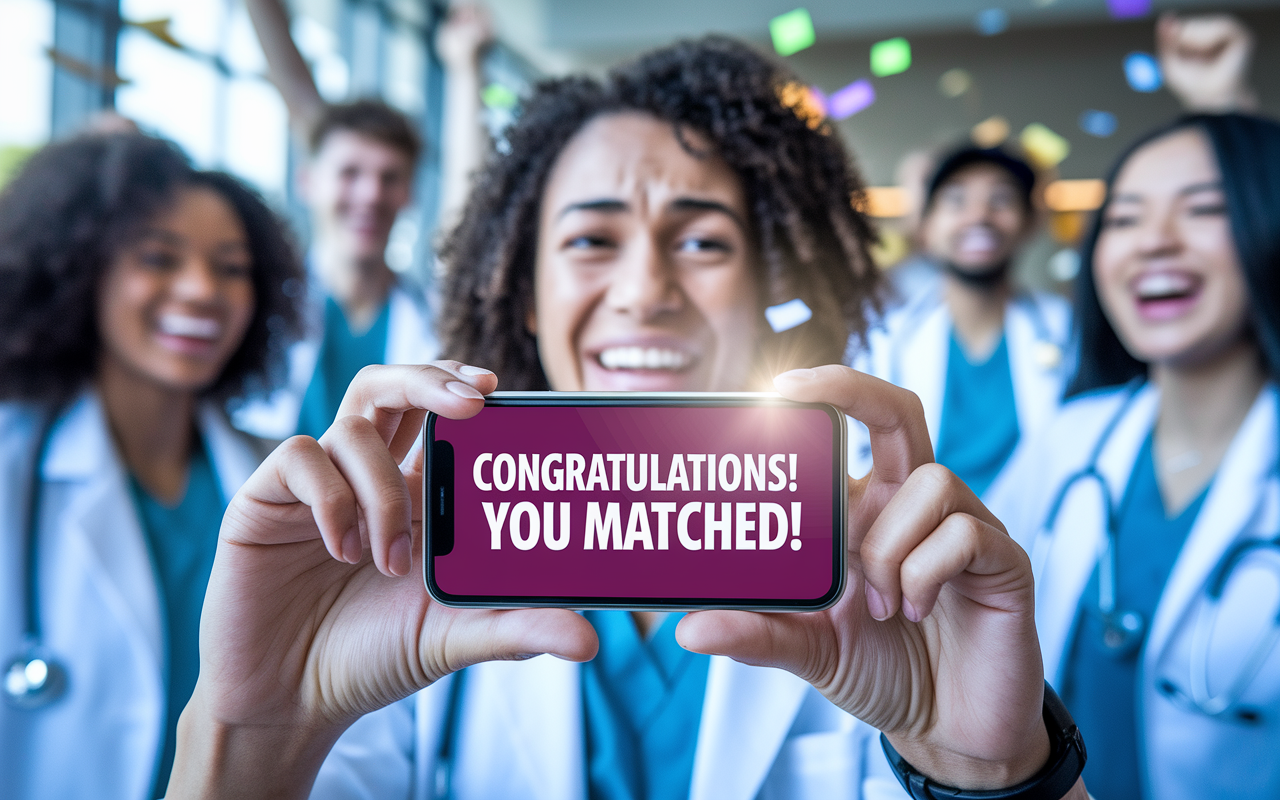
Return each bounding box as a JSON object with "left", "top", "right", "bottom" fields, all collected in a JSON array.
[{"left": 425, "top": 394, "right": 845, "bottom": 609}]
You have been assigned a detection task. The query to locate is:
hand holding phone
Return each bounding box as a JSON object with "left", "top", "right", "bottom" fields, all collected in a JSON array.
[{"left": 425, "top": 394, "right": 846, "bottom": 609}]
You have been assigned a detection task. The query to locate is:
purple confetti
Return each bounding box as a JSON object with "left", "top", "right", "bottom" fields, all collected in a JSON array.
[
  {"left": 1107, "top": 0, "right": 1150, "bottom": 19},
  {"left": 828, "top": 79, "right": 875, "bottom": 119}
]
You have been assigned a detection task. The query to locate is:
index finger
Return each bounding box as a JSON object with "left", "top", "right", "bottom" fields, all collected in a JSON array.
[
  {"left": 774, "top": 365, "right": 933, "bottom": 486},
  {"left": 333, "top": 362, "right": 498, "bottom": 459}
]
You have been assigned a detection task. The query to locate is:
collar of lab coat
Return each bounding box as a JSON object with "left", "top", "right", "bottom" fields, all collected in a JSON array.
[
  {"left": 1037, "top": 383, "right": 1279, "bottom": 681},
  {"left": 38, "top": 390, "right": 265, "bottom": 668},
  {"left": 892, "top": 291, "right": 1069, "bottom": 450}
]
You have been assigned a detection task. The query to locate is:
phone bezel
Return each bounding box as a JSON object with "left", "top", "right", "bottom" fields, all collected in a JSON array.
[{"left": 423, "top": 392, "right": 847, "bottom": 611}]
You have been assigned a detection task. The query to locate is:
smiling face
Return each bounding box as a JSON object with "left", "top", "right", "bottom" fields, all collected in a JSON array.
[
  {"left": 302, "top": 130, "right": 414, "bottom": 265},
  {"left": 96, "top": 185, "right": 256, "bottom": 394},
  {"left": 921, "top": 162, "right": 1030, "bottom": 276},
  {"left": 531, "top": 112, "right": 762, "bottom": 392},
  {"left": 1093, "top": 127, "right": 1249, "bottom": 367}
]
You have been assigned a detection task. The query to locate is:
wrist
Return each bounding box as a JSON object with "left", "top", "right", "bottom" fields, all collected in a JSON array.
[
  {"left": 885, "top": 722, "right": 1051, "bottom": 791},
  {"left": 167, "top": 688, "right": 346, "bottom": 800}
]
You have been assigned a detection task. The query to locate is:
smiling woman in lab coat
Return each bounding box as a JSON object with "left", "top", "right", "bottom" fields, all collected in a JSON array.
[
  {"left": 0, "top": 133, "right": 302, "bottom": 799},
  {"left": 164, "top": 38, "right": 1085, "bottom": 800},
  {"left": 989, "top": 113, "right": 1280, "bottom": 799}
]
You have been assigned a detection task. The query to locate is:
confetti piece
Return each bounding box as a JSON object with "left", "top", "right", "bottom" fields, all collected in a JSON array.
[
  {"left": 777, "top": 81, "right": 827, "bottom": 128},
  {"left": 770, "top": 9, "right": 815, "bottom": 56},
  {"left": 1107, "top": 0, "right": 1150, "bottom": 19},
  {"left": 1020, "top": 123, "right": 1070, "bottom": 168},
  {"left": 827, "top": 79, "right": 875, "bottom": 119},
  {"left": 864, "top": 186, "right": 908, "bottom": 217},
  {"left": 765, "top": 298, "right": 813, "bottom": 332},
  {"left": 1048, "top": 249, "right": 1081, "bottom": 281},
  {"left": 1124, "top": 52, "right": 1162, "bottom": 92},
  {"left": 939, "top": 68, "right": 972, "bottom": 98},
  {"left": 481, "top": 83, "right": 518, "bottom": 110},
  {"left": 972, "top": 116, "right": 1010, "bottom": 148},
  {"left": 1044, "top": 179, "right": 1105, "bottom": 211},
  {"left": 975, "top": 8, "right": 1009, "bottom": 36},
  {"left": 870, "top": 37, "right": 911, "bottom": 77},
  {"left": 1078, "top": 109, "right": 1117, "bottom": 137}
]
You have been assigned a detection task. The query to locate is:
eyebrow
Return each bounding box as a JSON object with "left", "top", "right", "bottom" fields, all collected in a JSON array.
[
  {"left": 555, "top": 196, "right": 747, "bottom": 231},
  {"left": 139, "top": 228, "right": 249, "bottom": 253},
  {"left": 1110, "top": 180, "right": 1224, "bottom": 204}
]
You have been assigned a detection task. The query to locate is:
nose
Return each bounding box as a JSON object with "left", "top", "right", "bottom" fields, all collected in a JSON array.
[
  {"left": 603, "top": 234, "right": 684, "bottom": 322},
  {"left": 170, "top": 257, "right": 220, "bottom": 305},
  {"left": 1134, "top": 205, "right": 1183, "bottom": 259}
]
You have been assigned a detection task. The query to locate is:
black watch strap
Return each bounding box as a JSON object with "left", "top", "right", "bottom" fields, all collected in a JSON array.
[{"left": 880, "top": 682, "right": 1086, "bottom": 800}]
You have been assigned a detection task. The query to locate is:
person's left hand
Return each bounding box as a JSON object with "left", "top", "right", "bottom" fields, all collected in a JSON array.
[
  {"left": 1157, "top": 11, "right": 1257, "bottom": 112},
  {"left": 678, "top": 366, "right": 1056, "bottom": 792}
]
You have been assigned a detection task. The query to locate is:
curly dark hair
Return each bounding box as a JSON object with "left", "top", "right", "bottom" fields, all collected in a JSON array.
[
  {"left": 439, "top": 36, "right": 881, "bottom": 390},
  {"left": 0, "top": 133, "right": 304, "bottom": 407}
]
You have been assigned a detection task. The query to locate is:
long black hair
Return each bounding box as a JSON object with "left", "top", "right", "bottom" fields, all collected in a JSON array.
[
  {"left": 439, "top": 36, "right": 880, "bottom": 390},
  {"left": 0, "top": 133, "right": 304, "bottom": 407},
  {"left": 1067, "top": 113, "right": 1280, "bottom": 397}
]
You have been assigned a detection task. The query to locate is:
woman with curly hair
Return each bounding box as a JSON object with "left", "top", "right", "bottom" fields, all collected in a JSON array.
[
  {"left": 0, "top": 133, "right": 302, "bottom": 798},
  {"left": 196, "top": 37, "right": 1070, "bottom": 800}
]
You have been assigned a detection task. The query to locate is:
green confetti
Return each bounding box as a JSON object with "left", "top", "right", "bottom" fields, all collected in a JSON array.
[
  {"left": 870, "top": 37, "right": 911, "bottom": 77},
  {"left": 770, "top": 8, "right": 815, "bottom": 56},
  {"left": 481, "top": 83, "right": 518, "bottom": 110}
]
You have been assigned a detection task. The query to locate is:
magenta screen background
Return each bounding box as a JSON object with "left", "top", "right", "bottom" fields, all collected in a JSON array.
[{"left": 430, "top": 404, "right": 838, "bottom": 601}]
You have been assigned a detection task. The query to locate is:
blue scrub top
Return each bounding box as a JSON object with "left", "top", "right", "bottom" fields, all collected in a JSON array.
[
  {"left": 1061, "top": 433, "right": 1210, "bottom": 800},
  {"left": 583, "top": 611, "right": 712, "bottom": 800},
  {"left": 297, "top": 294, "right": 392, "bottom": 439},
  {"left": 129, "top": 441, "right": 226, "bottom": 798},
  {"left": 934, "top": 332, "right": 1020, "bottom": 497}
]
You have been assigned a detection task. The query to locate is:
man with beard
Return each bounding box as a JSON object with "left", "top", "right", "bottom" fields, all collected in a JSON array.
[{"left": 849, "top": 147, "right": 1071, "bottom": 497}]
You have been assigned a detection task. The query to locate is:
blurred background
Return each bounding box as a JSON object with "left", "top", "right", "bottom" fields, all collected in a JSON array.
[{"left": 4, "top": 0, "right": 1279, "bottom": 287}]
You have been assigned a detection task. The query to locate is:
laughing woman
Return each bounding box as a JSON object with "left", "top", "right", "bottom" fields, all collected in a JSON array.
[
  {"left": 0, "top": 134, "right": 301, "bottom": 799},
  {"left": 990, "top": 113, "right": 1280, "bottom": 800}
]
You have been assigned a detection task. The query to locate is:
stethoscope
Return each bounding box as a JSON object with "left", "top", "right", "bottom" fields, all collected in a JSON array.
[
  {"left": 1038, "top": 378, "right": 1280, "bottom": 722},
  {"left": 431, "top": 669, "right": 468, "bottom": 800},
  {"left": 3, "top": 414, "right": 69, "bottom": 710}
]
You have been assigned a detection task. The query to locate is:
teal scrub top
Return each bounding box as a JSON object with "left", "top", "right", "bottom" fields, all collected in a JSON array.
[
  {"left": 129, "top": 441, "right": 226, "bottom": 798},
  {"left": 934, "top": 331, "right": 1020, "bottom": 497},
  {"left": 583, "top": 611, "right": 712, "bottom": 800},
  {"left": 1061, "top": 433, "right": 1210, "bottom": 800},
  {"left": 297, "top": 295, "right": 392, "bottom": 439}
]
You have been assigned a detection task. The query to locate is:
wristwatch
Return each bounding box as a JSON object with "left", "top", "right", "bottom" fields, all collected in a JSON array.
[{"left": 880, "top": 682, "right": 1086, "bottom": 800}]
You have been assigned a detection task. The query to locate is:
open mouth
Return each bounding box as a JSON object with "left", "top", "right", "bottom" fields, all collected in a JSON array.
[
  {"left": 1130, "top": 271, "right": 1202, "bottom": 321},
  {"left": 156, "top": 313, "right": 224, "bottom": 356},
  {"left": 954, "top": 225, "right": 1002, "bottom": 261},
  {"left": 584, "top": 342, "right": 702, "bottom": 391}
]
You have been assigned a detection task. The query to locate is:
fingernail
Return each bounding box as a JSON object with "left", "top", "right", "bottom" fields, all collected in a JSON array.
[
  {"left": 447, "top": 381, "right": 484, "bottom": 400},
  {"left": 342, "top": 528, "right": 362, "bottom": 564},
  {"left": 902, "top": 597, "right": 921, "bottom": 623},
  {"left": 775, "top": 369, "right": 817, "bottom": 383},
  {"left": 458, "top": 365, "right": 494, "bottom": 377},
  {"left": 865, "top": 583, "right": 889, "bottom": 621},
  {"left": 388, "top": 533, "right": 412, "bottom": 576}
]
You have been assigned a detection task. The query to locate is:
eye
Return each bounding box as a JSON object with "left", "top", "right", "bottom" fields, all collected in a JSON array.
[
  {"left": 138, "top": 250, "right": 180, "bottom": 271},
  {"left": 1188, "top": 202, "right": 1227, "bottom": 217},
  {"left": 216, "top": 260, "right": 253, "bottom": 279},
  {"left": 677, "top": 236, "right": 730, "bottom": 254},
  {"left": 564, "top": 235, "right": 614, "bottom": 250},
  {"left": 1101, "top": 210, "right": 1139, "bottom": 229}
]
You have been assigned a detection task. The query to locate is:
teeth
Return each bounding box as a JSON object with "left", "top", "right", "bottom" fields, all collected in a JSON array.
[
  {"left": 598, "top": 347, "right": 691, "bottom": 371},
  {"left": 957, "top": 227, "right": 998, "bottom": 252},
  {"left": 1134, "top": 272, "right": 1195, "bottom": 299},
  {"left": 159, "top": 315, "right": 221, "bottom": 340}
]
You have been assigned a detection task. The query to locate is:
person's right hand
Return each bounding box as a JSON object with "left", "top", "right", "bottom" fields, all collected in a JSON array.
[
  {"left": 168, "top": 364, "right": 597, "bottom": 800},
  {"left": 1157, "top": 12, "right": 1257, "bottom": 112},
  {"left": 436, "top": 4, "right": 494, "bottom": 69}
]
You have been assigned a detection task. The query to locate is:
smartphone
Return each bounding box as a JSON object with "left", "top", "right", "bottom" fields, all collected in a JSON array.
[{"left": 424, "top": 393, "right": 846, "bottom": 610}]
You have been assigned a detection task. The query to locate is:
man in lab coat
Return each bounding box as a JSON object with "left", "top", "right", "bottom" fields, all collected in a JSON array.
[{"left": 850, "top": 147, "right": 1071, "bottom": 497}]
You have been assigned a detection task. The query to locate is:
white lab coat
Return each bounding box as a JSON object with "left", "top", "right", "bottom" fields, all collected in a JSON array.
[
  {"left": 0, "top": 392, "right": 270, "bottom": 800},
  {"left": 311, "top": 653, "right": 909, "bottom": 800},
  {"left": 988, "top": 382, "right": 1280, "bottom": 799},
  {"left": 233, "top": 282, "right": 438, "bottom": 439},
  {"left": 847, "top": 276, "right": 1071, "bottom": 491}
]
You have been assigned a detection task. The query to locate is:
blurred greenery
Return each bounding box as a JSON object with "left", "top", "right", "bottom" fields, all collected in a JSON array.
[{"left": 0, "top": 144, "right": 39, "bottom": 192}]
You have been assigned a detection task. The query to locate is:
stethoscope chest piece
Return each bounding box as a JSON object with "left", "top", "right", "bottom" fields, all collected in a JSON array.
[
  {"left": 1101, "top": 609, "right": 1146, "bottom": 657},
  {"left": 3, "top": 643, "right": 67, "bottom": 710}
]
